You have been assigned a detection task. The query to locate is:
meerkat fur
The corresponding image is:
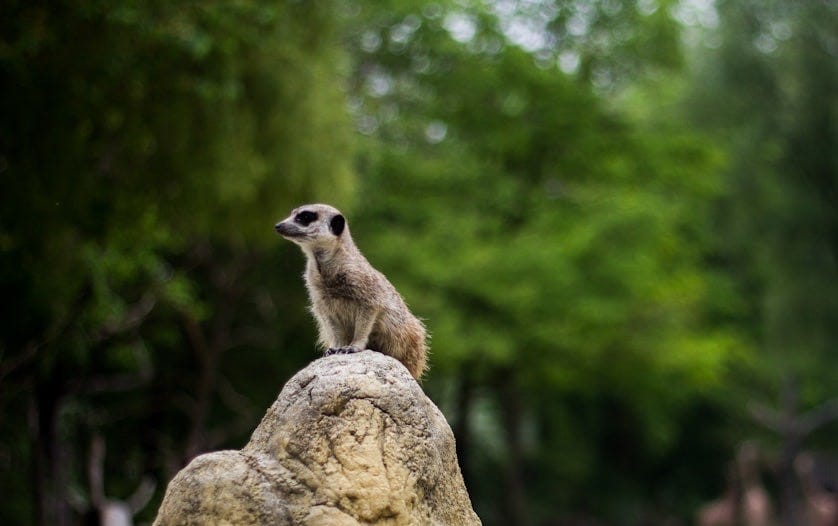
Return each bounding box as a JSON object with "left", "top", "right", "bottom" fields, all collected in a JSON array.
[{"left": 275, "top": 204, "right": 428, "bottom": 380}]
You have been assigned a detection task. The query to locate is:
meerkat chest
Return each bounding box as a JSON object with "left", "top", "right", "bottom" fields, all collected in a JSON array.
[
  {"left": 306, "top": 262, "right": 380, "bottom": 304},
  {"left": 311, "top": 285, "right": 376, "bottom": 340}
]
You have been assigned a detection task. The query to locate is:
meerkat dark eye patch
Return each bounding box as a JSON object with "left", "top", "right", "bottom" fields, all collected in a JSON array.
[
  {"left": 330, "top": 214, "right": 345, "bottom": 236},
  {"left": 295, "top": 211, "right": 318, "bottom": 225}
]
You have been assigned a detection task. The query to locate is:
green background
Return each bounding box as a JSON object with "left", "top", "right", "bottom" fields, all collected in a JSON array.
[{"left": 1, "top": 1, "right": 836, "bottom": 524}]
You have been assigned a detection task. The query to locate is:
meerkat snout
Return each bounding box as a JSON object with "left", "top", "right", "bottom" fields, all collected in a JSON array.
[{"left": 275, "top": 203, "right": 428, "bottom": 380}]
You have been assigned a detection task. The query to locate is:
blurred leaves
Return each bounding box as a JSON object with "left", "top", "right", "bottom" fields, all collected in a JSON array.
[
  {"left": 1, "top": 0, "right": 354, "bottom": 523},
  {"left": 1, "top": 0, "right": 836, "bottom": 525}
]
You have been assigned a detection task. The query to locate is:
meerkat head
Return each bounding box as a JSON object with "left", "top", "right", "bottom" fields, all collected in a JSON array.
[{"left": 274, "top": 203, "right": 347, "bottom": 255}]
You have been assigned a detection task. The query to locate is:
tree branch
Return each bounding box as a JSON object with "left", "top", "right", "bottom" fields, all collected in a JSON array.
[
  {"left": 748, "top": 401, "right": 787, "bottom": 433},
  {"left": 798, "top": 398, "right": 838, "bottom": 436},
  {"left": 92, "top": 292, "right": 157, "bottom": 343}
]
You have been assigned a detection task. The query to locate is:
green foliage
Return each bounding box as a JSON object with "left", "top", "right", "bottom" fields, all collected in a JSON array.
[
  {"left": 1, "top": 0, "right": 835, "bottom": 525},
  {"left": 1, "top": 1, "right": 354, "bottom": 523},
  {"left": 342, "top": 3, "right": 751, "bottom": 522},
  {"left": 688, "top": 0, "right": 838, "bottom": 394}
]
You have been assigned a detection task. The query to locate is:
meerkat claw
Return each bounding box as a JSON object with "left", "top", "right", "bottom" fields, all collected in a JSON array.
[{"left": 325, "top": 346, "right": 362, "bottom": 356}]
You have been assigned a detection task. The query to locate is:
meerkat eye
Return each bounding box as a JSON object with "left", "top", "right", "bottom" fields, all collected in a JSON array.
[{"left": 295, "top": 211, "right": 318, "bottom": 225}]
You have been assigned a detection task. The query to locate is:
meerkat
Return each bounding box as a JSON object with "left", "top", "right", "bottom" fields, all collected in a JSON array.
[{"left": 274, "top": 204, "right": 428, "bottom": 380}]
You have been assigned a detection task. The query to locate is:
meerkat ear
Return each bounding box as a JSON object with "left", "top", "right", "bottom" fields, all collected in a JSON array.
[{"left": 330, "top": 214, "right": 345, "bottom": 236}]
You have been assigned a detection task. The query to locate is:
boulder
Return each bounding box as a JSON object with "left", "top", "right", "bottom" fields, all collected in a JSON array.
[{"left": 153, "top": 350, "right": 481, "bottom": 526}]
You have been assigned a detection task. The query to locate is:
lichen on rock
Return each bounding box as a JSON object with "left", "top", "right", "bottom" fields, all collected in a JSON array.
[{"left": 153, "top": 350, "right": 481, "bottom": 526}]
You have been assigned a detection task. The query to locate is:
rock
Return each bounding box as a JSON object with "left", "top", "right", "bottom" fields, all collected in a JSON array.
[{"left": 153, "top": 350, "right": 481, "bottom": 526}]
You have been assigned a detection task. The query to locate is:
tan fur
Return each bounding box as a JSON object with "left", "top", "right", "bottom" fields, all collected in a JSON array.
[{"left": 275, "top": 204, "right": 428, "bottom": 380}]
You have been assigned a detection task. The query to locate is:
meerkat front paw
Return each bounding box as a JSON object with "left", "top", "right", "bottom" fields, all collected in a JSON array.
[{"left": 325, "top": 346, "right": 362, "bottom": 356}]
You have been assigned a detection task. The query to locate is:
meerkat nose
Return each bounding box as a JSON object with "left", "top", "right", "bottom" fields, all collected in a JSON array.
[{"left": 274, "top": 222, "right": 283, "bottom": 232}]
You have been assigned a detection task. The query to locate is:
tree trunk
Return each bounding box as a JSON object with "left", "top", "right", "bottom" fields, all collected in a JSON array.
[
  {"left": 453, "top": 362, "right": 475, "bottom": 488},
  {"left": 497, "top": 369, "right": 528, "bottom": 526},
  {"left": 32, "top": 380, "right": 72, "bottom": 526},
  {"left": 183, "top": 315, "right": 221, "bottom": 461}
]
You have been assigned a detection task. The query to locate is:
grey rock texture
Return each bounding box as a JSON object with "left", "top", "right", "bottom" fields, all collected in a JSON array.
[{"left": 153, "top": 350, "right": 481, "bottom": 526}]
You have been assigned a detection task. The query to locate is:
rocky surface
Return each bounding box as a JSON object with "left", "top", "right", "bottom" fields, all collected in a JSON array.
[{"left": 153, "top": 350, "right": 481, "bottom": 526}]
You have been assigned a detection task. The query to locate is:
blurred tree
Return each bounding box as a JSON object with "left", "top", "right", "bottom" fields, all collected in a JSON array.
[
  {"left": 342, "top": 1, "right": 743, "bottom": 523},
  {"left": 2, "top": 0, "right": 831, "bottom": 525},
  {"left": 687, "top": 1, "right": 838, "bottom": 524},
  {"left": 0, "top": 1, "right": 354, "bottom": 524}
]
